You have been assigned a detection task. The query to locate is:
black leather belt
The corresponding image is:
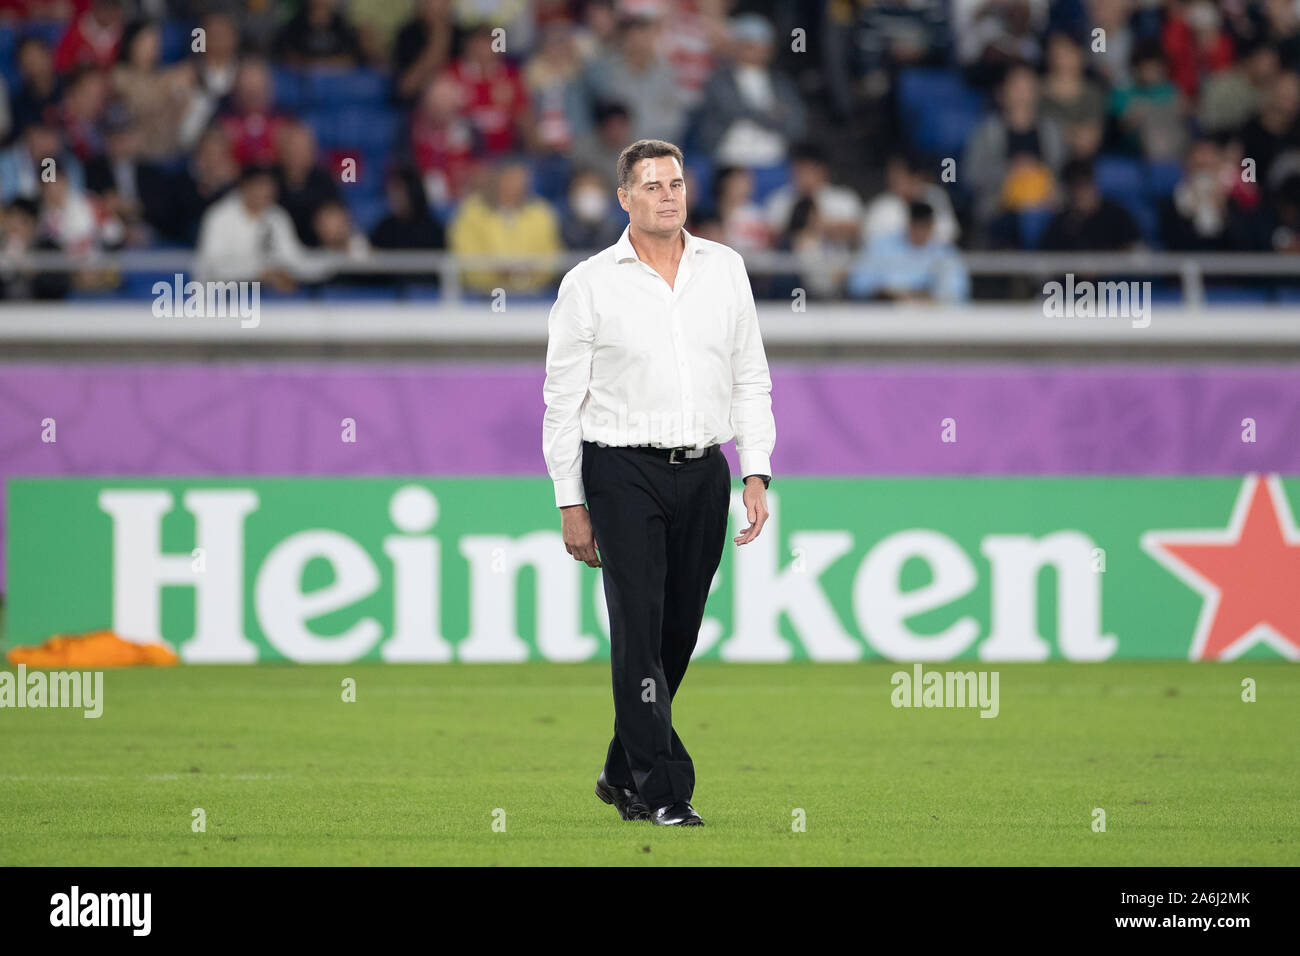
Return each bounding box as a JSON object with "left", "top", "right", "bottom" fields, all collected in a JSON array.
[{"left": 621, "top": 443, "right": 719, "bottom": 465}]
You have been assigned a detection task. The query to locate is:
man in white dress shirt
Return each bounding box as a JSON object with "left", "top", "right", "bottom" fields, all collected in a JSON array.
[{"left": 542, "top": 139, "right": 776, "bottom": 827}]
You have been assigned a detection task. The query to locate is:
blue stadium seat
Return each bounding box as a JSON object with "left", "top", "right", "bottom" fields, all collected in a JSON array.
[
  {"left": 915, "top": 105, "right": 984, "bottom": 157},
  {"left": 749, "top": 162, "right": 790, "bottom": 203},
  {"left": 1114, "top": 196, "right": 1160, "bottom": 245},
  {"left": 1144, "top": 160, "right": 1182, "bottom": 199},
  {"left": 304, "top": 68, "right": 390, "bottom": 107},
  {"left": 1149, "top": 282, "right": 1183, "bottom": 304},
  {"left": 348, "top": 172, "right": 387, "bottom": 198},
  {"left": 1094, "top": 156, "right": 1144, "bottom": 203},
  {"left": 1018, "top": 207, "right": 1055, "bottom": 249},
  {"left": 22, "top": 21, "right": 64, "bottom": 47},
  {"left": 686, "top": 157, "right": 715, "bottom": 209},
  {"left": 898, "top": 68, "right": 982, "bottom": 115},
  {"left": 1204, "top": 284, "right": 1273, "bottom": 304},
  {"left": 271, "top": 67, "right": 304, "bottom": 111},
  {"left": 124, "top": 271, "right": 180, "bottom": 298},
  {"left": 161, "top": 21, "right": 194, "bottom": 64},
  {"left": 531, "top": 153, "right": 572, "bottom": 205},
  {"left": 898, "top": 68, "right": 986, "bottom": 157},
  {"left": 337, "top": 107, "right": 400, "bottom": 151},
  {"left": 347, "top": 194, "right": 389, "bottom": 231},
  {"left": 315, "top": 284, "right": 398, "bottom": 302},
  {"left": 0, "top": 24, "right": 21, "bottom": 89},
  {"left": 402, "top": 284, "right": 443, "bottom": 301}
]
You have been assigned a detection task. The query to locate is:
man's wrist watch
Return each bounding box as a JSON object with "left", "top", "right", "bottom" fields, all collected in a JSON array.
[{"left": 745, "top": 474, "right": 771, "bottom": 489}]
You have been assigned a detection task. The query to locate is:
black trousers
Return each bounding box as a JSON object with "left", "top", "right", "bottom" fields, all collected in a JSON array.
[{"left": 581, "top": 439, "right": 731, "bottom": 810}]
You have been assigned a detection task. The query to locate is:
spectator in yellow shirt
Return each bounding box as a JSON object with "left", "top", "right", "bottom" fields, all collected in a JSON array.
[{"left": 449, "top": 157, "right": 563, "bottom": 295}]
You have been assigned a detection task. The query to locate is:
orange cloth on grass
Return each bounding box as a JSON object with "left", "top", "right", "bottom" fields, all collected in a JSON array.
[{"left": 7, "top": 630, "right": 179, "bottom": 668}]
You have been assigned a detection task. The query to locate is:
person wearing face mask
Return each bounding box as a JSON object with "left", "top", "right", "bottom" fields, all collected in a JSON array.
[
  {"left": 1162, "top": 137, "right": 1264, "bottom": 250},
  {"left": 561, "top": 168, "right": 623, "bottom": 250}
]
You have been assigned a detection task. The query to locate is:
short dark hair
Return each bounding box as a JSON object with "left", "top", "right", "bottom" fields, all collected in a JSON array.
[
  {"left": 617, "top": 138, "right": 685, "bottom": 190},
  {"left": 1131, "top": 38, "right": 1165, "bottom": 70},
  {"left": 6, "top": 197, "right": 39, "bottom": 219},
  {"left": 240, "top": 162, "right": 276, "bottom": 185},
  {"left": 593, "top": 100, "right": 629, "bottom": 126},
  {"left": 908, "top": 200, "right": 934, "bottom": 224},
  {"left": 789, "top": 141, "right": 828, "bottom": 166}
]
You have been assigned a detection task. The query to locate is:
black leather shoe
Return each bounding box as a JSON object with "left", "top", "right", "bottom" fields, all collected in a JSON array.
[
  {"left": 595, "top": 773, "right": 651, "bottom": 821},
  {"left": 651, "top": 802, "right": 704, "bottom": 826}
]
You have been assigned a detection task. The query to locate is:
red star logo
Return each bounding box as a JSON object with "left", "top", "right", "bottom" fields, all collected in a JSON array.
[{"left": 1142, "top": 475, "right": 1300, "bottom": 661}]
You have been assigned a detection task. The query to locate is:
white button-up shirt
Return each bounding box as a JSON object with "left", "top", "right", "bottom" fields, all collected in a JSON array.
[{"left": 542, "top": 224, "right": 775, "bottom": 508}]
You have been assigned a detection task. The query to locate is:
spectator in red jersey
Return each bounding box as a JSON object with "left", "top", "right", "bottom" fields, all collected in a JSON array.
[
  {"left": 220, "top": 57, "right": 289, "bottom": 168},
  {"left": 1162, "top": 0, "right": 1235, "bottom": 100},
  {"left": 53, "top": 0, "right": 125, "bottom": 74},
  {"left": 440, "top": 23, "right": 534, "bottom": 156},
  {"left": 410, "top": 71, "right": 486, "bottom": 211}
]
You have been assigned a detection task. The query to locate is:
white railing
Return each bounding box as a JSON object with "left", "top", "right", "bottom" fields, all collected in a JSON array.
[{"left": 3, "top": 249, "right": 1300, "bottom": 309}]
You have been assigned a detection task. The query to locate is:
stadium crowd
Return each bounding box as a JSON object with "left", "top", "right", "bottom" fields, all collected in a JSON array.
[{"left": 0, "top": 0, "right": 1298, "bottom": 303}]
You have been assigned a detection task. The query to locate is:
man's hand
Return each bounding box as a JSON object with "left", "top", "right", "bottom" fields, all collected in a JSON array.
[
  {"left": 734, "top": 476, "right": 769, "bottom": 545},
  {"left": 561, "top": 503, "right": 602, "bottom": 567}
]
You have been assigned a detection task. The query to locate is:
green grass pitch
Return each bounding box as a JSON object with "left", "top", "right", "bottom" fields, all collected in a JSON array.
[{"left": 0, "top": 662, "right": 1296, "bottom": 865}]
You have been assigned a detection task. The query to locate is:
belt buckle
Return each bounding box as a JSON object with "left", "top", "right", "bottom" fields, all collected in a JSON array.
[{"left": 668, "top": 447, "right": 683, "bottom": 465}]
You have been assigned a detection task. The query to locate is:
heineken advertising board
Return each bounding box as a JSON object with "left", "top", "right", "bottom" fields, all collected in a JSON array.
[{"left": 6, "top": 475, "right": 1298, "bottom": 662}]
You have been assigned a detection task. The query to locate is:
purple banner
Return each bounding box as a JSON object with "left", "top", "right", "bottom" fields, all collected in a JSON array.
[{"left": 2, "top": 361, "right": 1298, "bottom": 589}]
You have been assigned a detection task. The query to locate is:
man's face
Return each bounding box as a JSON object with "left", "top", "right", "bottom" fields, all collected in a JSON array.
[
  {"left": 204, "top": 15, "right": 238, "bottom": 59},
  {"left": 242, "top": 175, "right": 276, "bottom": 213},
  {"left": 18, "top": 41, "right": 52, "bottom": 80},
  {"left": 792, "top": 159, "right": 826, "bottom": 194},
  {"left": 734, "top": 37, "right": 771, "bottom": 67},
  {"left": 26, "top": 126, "right": 58, "bottom": 162},
  {"left": 618, "top": 156, "right": 686, "bottom": 238},
  {"left": 622, "top": 22, "right": 657, "bottom": 63},
  {"left": 93, "top": 0, "right": 123, "bottom": 29},
  {"left": 907, "top": 219, "right": 933, "bottom": 247},
  {"left": 1070, "top": 180, "right": 1099, "bottom": 213},
  {"left": 235, "top": 63, "right": 271, "bottom": 112},
  {"left": 496, "top": 164, "right": 529, "bottom": 207},
  {"left": 278, "top": 125, "right": 315, "bottom": 168}
]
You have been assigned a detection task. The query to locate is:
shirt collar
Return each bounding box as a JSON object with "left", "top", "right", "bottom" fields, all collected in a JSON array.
[{"left": 614, "top": 224, "right": 704, "bottom": 264}]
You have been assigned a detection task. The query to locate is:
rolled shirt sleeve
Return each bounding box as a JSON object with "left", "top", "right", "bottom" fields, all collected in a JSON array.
[{"left": 542, "top": 268, "right": 595, "bottom": 507}]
